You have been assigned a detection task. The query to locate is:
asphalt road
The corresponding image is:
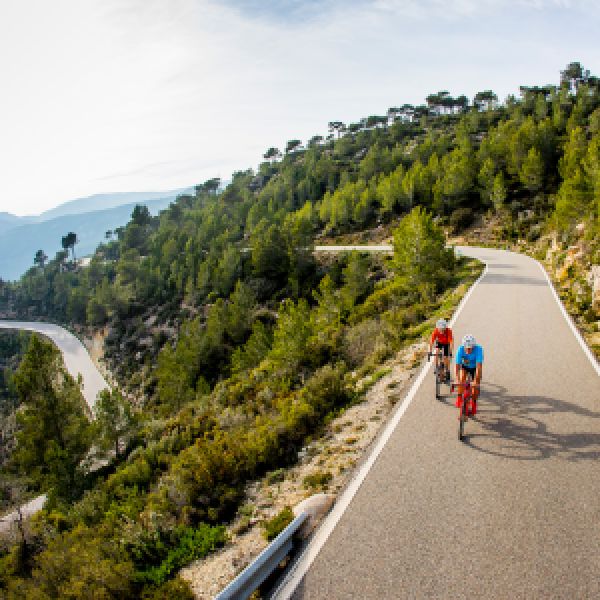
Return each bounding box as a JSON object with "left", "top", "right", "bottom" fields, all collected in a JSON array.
[
  {"left": 278, "top": 246, "right": 600, "bottom": 599},
  {"left": 0, "top": 321, "right": 108, "bottom": 534},
  {"left": 0, "top": 320, "right": 107, "bottom": 411}
]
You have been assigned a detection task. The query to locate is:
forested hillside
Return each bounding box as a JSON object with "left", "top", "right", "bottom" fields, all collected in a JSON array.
[
  {"left": 0, "top": 194, "right": 186, "bottom": 281},
  {"left": 0, "top": 62, "right": 598, "bottom": 597},
  {"left": 0, "top": 332, "right": 29, "bottom": 466}
]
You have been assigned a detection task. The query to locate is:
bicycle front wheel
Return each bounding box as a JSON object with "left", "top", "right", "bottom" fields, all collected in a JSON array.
[{"left": 458, "top": 400, "right": 465, "bottom": 441}]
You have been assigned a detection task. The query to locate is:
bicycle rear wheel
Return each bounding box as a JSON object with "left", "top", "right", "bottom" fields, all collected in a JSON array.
[{"left": 459, "top": 378, "right": 473, "bottom": 441}]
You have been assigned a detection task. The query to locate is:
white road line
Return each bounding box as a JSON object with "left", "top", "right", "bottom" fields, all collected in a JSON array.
[
  {"left": 273, "top": 259, "right": 489, "bottom": 599},
  {"left": 535, "top": 259, "right": 600, "bottom": 377}
]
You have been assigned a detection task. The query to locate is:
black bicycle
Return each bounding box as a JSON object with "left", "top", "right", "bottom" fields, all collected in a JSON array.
[{"left": 427, "top": 345, "right": 451, "bottom": 400}]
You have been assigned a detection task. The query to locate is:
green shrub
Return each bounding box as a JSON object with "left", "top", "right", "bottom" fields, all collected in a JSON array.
[
  {"left": 262, "top": 506, "right": 294, "bottom": 541},
  {"left": 141, "top": 577, "right": 195, "bottom": 599},
  {"left": 341, "top": 319, "right": 381, "bottom": 367},
  {"left": 265, "top": 468, "right": 285, "bottom": 485},
  {"left": 357, "top": 367, "right": 391, "bottom": 393},
  {"left": 302, "top": 363, "right": 352, "bottom": 418},
  {"left": 238, "top": 503, "right": 255, "bottom": 518},
  {"left": 303, "top": 470, "right": 333, "bottom": 490},
  {"left": 135, "top": 524, "right": 227, "bottom": 585},
  {"left": 352, "top": 277, "right": 407, "bottom": 321}
]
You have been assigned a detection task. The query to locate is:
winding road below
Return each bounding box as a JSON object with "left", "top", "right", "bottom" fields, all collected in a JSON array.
[
  {"left": 0, "top": 320, "right": 108, "bottom": 411},
  {"left": 0, "top": 321, "right": 108, "bottom": 534},
  {"left": 276, "top": 246, "right": 600, "bottom": 599}
]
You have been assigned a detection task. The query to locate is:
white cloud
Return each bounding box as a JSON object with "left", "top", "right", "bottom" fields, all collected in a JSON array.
[{"left": 0, "top": 0, "right": 598, "bottom": 215}]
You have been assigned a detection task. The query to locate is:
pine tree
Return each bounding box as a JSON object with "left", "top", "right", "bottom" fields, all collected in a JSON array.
[
  {"left": 519, "top": 147, "right": 544, "bottom": 192},
  {"left": 93, "top": 388, "right": 137, "bottom": 460},
  {"left": 341, "top": 252, "right": 370, "bottom": 310},
  {"left": 13, "top": 335, "right": 93, "bottom": 503},
  {"left": 392, "top": 207, "right": 454, "bottom": 292},
  {"left": 490, "top": 172, "right": 508, "bottom": 213}
]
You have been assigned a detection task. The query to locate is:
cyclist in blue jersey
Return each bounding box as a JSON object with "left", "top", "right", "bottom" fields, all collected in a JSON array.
[{"left": 454, "top": 334, "right": 483, "bottom": 416}]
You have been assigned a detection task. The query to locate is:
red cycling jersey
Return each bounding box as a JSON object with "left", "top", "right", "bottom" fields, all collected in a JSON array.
[{"left": 431, "top": 327, "right": 453, "bottom": 345}]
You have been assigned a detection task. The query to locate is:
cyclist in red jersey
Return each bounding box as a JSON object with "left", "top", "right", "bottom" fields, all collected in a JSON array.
[{"left": 429, "top": 318, "right": 453, "bottom": 382}]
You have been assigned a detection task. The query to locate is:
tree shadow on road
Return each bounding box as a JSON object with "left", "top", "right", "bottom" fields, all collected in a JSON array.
[
  {"left": 462, "top": 382, "right": 600, "bottom": 461},
  {"left": 485, "top": 263, "right": 517, "bottom": 269},
  {"left": 480, "top": 273, "right": 547, "bottom": 286}
]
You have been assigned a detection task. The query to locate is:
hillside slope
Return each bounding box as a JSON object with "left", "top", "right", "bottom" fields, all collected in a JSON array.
[{"left": 0, "top": 62, "right": 598, "bottom": 598}]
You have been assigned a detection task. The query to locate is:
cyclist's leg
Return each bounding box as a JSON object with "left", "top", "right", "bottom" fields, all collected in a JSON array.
[
  {"left": 472, "top": 371, "right": 481, "bottom": 414},
  {"left": 455, "top": 367, "right": 466, "bottom": 407},
  {"left": 435, "top": 343, "right": 442, "bottom": 371},
  {"left": 442, "top": 344, "right": 450, "bottom": 381},
  {"left": 434, "top": 345, "right": 444, "bottom": 382},
  {"left": 463, "top": 368, "right": 477, "bottom": 415}
]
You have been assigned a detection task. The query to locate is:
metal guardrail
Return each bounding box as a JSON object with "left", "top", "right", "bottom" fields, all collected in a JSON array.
[{"left": 214, "top": 511, "right": 309, "bottom": 600}]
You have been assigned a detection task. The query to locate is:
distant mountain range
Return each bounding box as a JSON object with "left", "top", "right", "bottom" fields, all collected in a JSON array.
[
  {"left": 0, "top": 188, "right": 193, "bottom": 281},
  {"left": 0, "top": 212, "right": 36, "bottom": 236},
  {"left": 36, "top": 190, "right": 190, "bottom": 221}
]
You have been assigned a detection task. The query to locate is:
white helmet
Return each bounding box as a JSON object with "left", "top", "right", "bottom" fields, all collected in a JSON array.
[
  {"left": 462, "top": 334, "right": 476, "bottom": 348},
  {"left": 436, "top": 318, "right": 448, "bottom": 331}
]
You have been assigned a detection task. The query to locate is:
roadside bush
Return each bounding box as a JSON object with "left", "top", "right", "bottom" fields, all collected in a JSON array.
[
  {"left": 262, "top": 507, "right": 294, "bottom": 541},
  {"left": 141, "top": 577, "right": 195, "bottom": 600},
  {"left": 134, "top": 524, "right": 227, "bottom": 585},
  {"left": 265, "top": 468, "right": 285, "bottom": 485},
  {"left": 303, "top": 471, "right": 333, "bottom": 490},
  {"left": 352, "top": 277, "right": 407, "bottom": 321},
  {"left": 341, "top": 319, "right": 381, "bottom": 367},
  {"left": 301, "top": 363, "right": 352, "bottom": 418},
  {"left": 6, "top": 524, "right": 136, "bottom": 599}
]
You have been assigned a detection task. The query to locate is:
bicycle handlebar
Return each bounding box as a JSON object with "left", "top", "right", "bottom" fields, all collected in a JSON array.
[{"left": 427, "top": 350, "right": 452, "bottom": 360}]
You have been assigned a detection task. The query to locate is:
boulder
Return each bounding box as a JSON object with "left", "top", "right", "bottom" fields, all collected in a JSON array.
[{"left": 293, "top": 493, "right": 335, "bottom": 538}]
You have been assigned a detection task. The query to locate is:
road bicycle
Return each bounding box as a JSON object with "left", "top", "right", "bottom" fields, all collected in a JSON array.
[
  {"left": 427, "top": 345, "right": 451, "bottom": 400},
  {"left": 451, "top": 372, "right": 478, "bottom": 441}
]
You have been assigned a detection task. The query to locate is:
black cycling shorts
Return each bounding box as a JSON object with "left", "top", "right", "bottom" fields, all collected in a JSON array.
[
  {"left": 435, "top": 342, "right": 450, "bottom": 357},
  {"left": 460, "top": 365, "right": 476, "bottom": 379}
]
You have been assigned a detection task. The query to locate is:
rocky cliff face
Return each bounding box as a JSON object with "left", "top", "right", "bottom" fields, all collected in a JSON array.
[{"left": 543, "top": 223, "right": 599, "bottom": 356}]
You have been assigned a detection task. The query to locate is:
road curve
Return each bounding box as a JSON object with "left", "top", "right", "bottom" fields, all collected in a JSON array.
[
  {"left": 0, "top": 320, "right": 108, "bottom": 411},
  {"left": 277, "top": 246, "right": 600, "bottom": 599},
  {"left": 1, "top": 321, "right": 109, "bottom": 534}
]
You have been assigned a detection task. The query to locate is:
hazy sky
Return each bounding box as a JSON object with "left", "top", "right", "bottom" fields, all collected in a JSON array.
[{"left": 1, "top": 0, "right": 598, "bottom": 215}]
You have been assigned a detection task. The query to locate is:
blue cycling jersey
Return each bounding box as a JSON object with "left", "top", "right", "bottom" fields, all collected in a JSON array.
[{"left": 455, "top": 344, "right": 483, "bottom": 369}]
